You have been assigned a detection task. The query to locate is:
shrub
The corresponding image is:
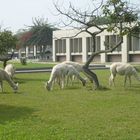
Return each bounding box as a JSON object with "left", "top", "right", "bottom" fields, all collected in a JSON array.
[{"left": 20, "top": 57, "right": 27, "bottom": 65}]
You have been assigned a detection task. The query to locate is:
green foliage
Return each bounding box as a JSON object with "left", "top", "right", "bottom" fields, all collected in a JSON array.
[
  {"left": 0, "top": 30, "right": 17, "bottom": 55},
  {"left": 1, "top": 70, "right": 140, "bottom": 139},
  {"left": 102, "top": 0, "right": 139, "bottom": 35},
  {"left": 17, "top": 18, "right": 58, "bottom": 47},
  {"left": 16, "top": 31, "right": 32, "bottom": 48},
  {"left": 20, "top": 57, "right": 27, "bottom": 65}
]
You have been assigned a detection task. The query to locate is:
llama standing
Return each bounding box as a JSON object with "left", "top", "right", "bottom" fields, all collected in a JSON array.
[
  {"left": 0, "top": 68, "right": 18, "bottom": 92},
  {"left": 109, "top": 62, "right": 140, "bottom": 86}
]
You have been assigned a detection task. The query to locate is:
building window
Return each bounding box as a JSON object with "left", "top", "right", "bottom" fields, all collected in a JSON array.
[
  {"left": 37, "top": 46, "right": 41, "bottom": 52},
  {"left": 105, "top": 35, "right": 121, "bottom": 51},
  {"left": 28, "top": 46, "right": 33, "bottom": 53},
  {"left": 70, "top": 38, "right": 82, "bottom": 53},
  {"left": 55, "top": 39, "right": 66, "bottom": 53},
  {"left": 128, "top": 34, "right": 140, "bottom": 51},
  {"left": 86, "top": 36, "right": 101, "bottom": 52},
  {"left": 20, "top": 47, "right": 26, "bottom": 52}
]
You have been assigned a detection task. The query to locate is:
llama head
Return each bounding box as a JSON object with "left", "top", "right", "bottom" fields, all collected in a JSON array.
[
  {"left": 45, "top": 81, "right": 51, "bottom": 91},
  {"left": 13, "top": 83, "right": 19, "bottom": 93}
]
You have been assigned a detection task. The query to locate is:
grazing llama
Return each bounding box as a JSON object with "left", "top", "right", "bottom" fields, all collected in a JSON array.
[
  {"left": 62, "top": 61, "right": 88, "bottom": 83},
  {"left": 65, "top": 64, "right": 86, "bottom": 86},
  {"left": 62, "top": 61, "right": 83, "bottom": 72},
  {"left": 109, "top": 62, "right": 140, "bottom": 86},
  {"left": 0, "top": 68, "right": 18, "bottom": 92},
  {"left": 45, "top": 63, "right": 86, "bottom": 91}
]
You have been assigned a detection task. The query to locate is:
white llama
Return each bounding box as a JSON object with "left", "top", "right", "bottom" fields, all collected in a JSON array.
[
  {"left": 0, "top": 68, "right": 18, "bottom": 92},
  {"left": 62, "top": 61, "right": 86, "bottom": 83},
  {"left": 45, "top": 63, "right": 65, "bottom": 91},
  {"left": 109, "top": 62, "right": 140, "bottom": 86},
  {"left": 65, "top": 64, "right": 86, "bottom": 86},
  {"left": 4, "top": 64, "right": 16, "bottom": 79},
  {"left": 46, "top": 63, "right": 86, "bottom": 91},
  {"left": 62, "top": 61, "right": 83, "bottom": 72}
]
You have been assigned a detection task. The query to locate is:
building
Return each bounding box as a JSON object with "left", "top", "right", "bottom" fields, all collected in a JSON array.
[
  {"left": 14, "top": 45, "right": 52, "bottom": 61},
  {"left": 52, "top": 26, "right": 140, "bottom": 63}
]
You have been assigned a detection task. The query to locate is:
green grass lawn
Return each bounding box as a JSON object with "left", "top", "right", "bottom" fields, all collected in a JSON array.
[
  {"left": 0, "top": 69, "right": 140, "bottom": 140},
  {"left": 0, "top": 61, "right": 56, "bottom": 69}
]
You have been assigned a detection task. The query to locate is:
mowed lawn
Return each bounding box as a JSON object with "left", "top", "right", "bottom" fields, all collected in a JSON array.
[{"left": 0, "top": 69, "right": 140, "bottom": 140}]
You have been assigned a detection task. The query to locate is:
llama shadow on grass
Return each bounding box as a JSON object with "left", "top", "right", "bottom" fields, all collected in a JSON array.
[{"left": 0, "top": 104, "right": 35, "bottom": 124}]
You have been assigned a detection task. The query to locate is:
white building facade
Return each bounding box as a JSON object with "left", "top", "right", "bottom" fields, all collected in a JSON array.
[{"left": 53, "top": 27, "right": 140, "bottom": 63}]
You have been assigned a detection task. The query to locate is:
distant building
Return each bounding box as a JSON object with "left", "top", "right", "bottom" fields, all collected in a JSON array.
[
  {"left": 52, "top": 27, "right": 140, "bottom": 63},
  {"left": 13, "top": 45, "right": 52, "bottom": 61}
]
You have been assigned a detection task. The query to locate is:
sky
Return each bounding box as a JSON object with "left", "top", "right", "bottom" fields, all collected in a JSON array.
[{"left": 0, "top": 0, "right": 140, "bottom": 33}]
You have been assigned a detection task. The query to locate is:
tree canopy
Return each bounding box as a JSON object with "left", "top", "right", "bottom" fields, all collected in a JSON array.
[
  {"left": 0, "top": 29, "right": 17, "bottom": 67},
  {"left": 16, "top": 18, "right": 58, "bottom": 48},
  {"left": 0, "top": 30, "right": 17, "bottom": 55}
]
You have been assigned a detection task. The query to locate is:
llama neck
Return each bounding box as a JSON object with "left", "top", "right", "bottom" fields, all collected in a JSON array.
[
  {"left": 47, "top": 77, "right": 54, "bottom": 90},
  {"left": 5, "top": 75, "right": 17, "bottom": 89},
  {"left": 48, "top": 77, "right": 53, "bottom": 85}
]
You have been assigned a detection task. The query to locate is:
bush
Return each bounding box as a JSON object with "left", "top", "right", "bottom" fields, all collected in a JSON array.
[{"left": 20, "top": 57, "right": 27, "bottom": 65}]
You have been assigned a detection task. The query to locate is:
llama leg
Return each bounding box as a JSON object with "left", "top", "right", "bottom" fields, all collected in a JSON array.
[
  {"left": 68, "top": 75, "right": 73, "bottom": 86},
  {"left": 109, "top": 75, "right": 112, "bottom": 86},
  {"left": 0, "top": 81, "right": 3, "bottom": 92},
  {"left": 124, "top": 75, "right": 127, "bottom": 87},
  {"left": 60, "top": 76, "right": 65, "bottom": 89},
  {"left": 109, "top": 74, "right": 115, "bottom": 86},
  {"left": 66, "top": 75, "right": 69, "bottom": 86},
  {"left": 128, "top": 76, "right": 131, "bottom": 86},
  {"left": 61, "top": 79, "right": 65, "bottom": 89},
  {"left": 57, "top": 77, "right": 61, "bottom": 88},
  {"left": 113, "top": 75, "right": 116, "bottom": 86}
]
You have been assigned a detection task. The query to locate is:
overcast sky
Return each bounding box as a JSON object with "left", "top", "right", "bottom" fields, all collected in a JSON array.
[{"left": 0, "top": 0, "right": 139, "bottom": 33}]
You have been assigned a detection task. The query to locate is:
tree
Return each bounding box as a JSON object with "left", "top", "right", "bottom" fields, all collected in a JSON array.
[
  {"left": 17, "top": 18, "right": 58, "bottom": 59},
  {"left": 54, "top": 0, "right": 140, "bottom": 89},
  {"left": 0, "top": 29, "right": 17, "bottom": 67}
]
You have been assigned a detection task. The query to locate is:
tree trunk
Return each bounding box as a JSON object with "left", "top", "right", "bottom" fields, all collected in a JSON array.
[
  {"left": 0, "top": 51, "right": 14, "bottom": 68},
  {"left": 83, "top": 34, "right": 100, "bottom": 89},
  {"left": 3, "top": 60, "right": 7, "bottom": 68},
  {"left": 83, "top": 65, "right": 100, "bottom": 89}
]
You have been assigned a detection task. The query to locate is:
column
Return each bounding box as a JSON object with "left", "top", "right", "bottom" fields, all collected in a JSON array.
[
  {"left": 82, "top": 37, "right": 87, "bottom": 63},
  {"left": 100, "top": 35, "right": 106, "bottom": 63},
  {"left": 122, "top": 35, "right": 128, "bottom": 63},
  {"left": 52, "top": 39, "right": 56, "bottom": 62},
  {"left": 26, "top": 46, "right": 29, "bottom": 58},
  {"left": 33, "top": 45, "right": 36, "bottom": 58},
  {"left": 66, "top": 38, "right": 71, "bottom": 61},
  {"left": 18, "top": 49, "right": 21, "bottom": 59}
]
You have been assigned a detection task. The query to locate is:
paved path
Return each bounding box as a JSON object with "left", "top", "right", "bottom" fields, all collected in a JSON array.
[{"left": 15, "top": 65, "right": 109, "bottom": 74}]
